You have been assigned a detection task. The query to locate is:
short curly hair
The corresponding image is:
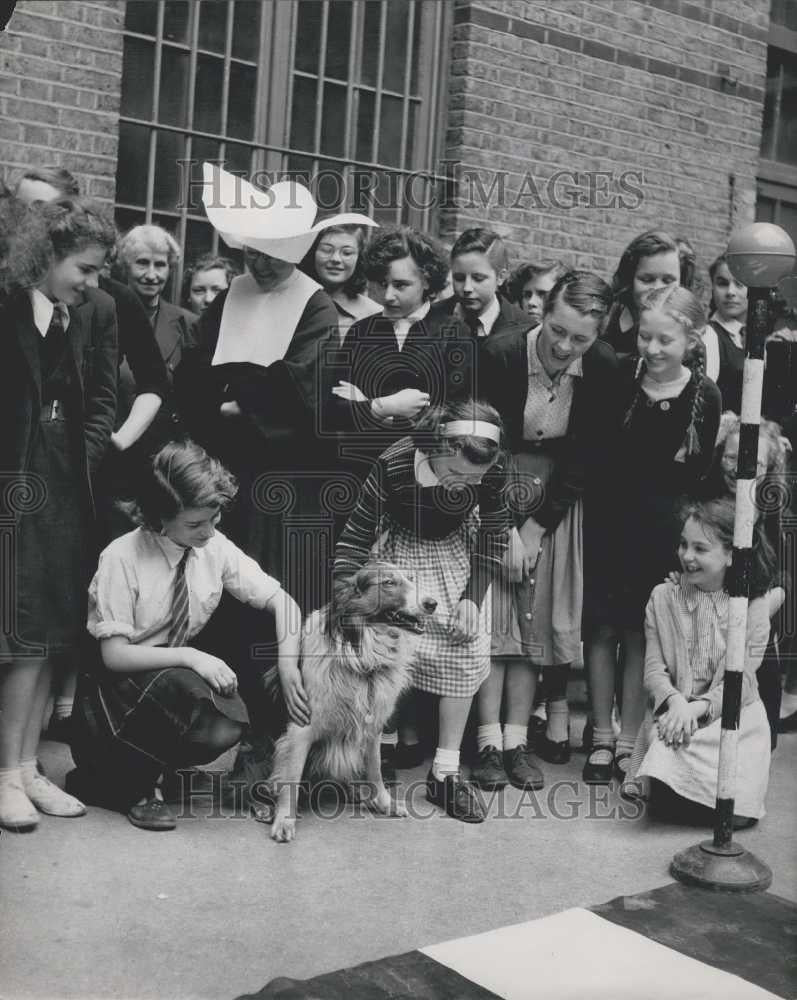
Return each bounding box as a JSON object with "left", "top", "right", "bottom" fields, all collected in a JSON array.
[
  {"left": 180, "top": 253, "right": 239, "bottom": 309},
  {"left": 299, "top": 224, "right": 370, "bottom": 297},
  {"left": 38, "top": 197, "right": 117, "bottom": 261},
  {"left": 118, "top": 224, "right": 182, "bottom": 272},
  {"left": 0, "top": 196, "right": 52, "bottom": 294},
  {"left": 127, "top": 440, "right": 238, "bottom": 531},
  {"left": 361, "top": 225, "right": 449, "bottom": 298}
]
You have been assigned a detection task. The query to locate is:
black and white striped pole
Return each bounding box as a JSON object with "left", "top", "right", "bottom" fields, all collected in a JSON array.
[{"left": 672, "top": 222, "right": 795, "bottom": 892}]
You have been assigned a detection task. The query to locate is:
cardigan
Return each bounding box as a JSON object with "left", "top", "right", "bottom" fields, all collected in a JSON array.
[
  {"left": 0, "top": 286, "right": 118, "bottom": 512},
  {"left": 333, "top": 436, "right": 511, "bottom": 606},
  {"left": 643, "top": 581, "right": 769, "bottom": 722},
  {"left": 479, "top": 329, "right": 621, "bottom": 531}
]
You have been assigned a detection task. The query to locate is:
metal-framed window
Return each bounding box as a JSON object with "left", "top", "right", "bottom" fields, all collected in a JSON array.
[
  {"left": 115, "top": 0, "right": 452, "bottom": 294},
  {"left": 757, "top": 0, "right": 797, "bottom": 247}
]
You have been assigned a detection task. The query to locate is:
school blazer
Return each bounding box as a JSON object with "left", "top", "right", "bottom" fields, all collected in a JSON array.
[
  {"left": 0, "top": 287, "right": 118, "bottom": 509},
  {"left": 479, "top": 328, "right": 621, "bottom": 531}
]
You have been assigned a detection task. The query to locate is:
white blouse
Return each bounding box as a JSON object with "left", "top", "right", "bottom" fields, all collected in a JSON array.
[{"left": 88, "top": 527, "right": 281, "bottom": 645}]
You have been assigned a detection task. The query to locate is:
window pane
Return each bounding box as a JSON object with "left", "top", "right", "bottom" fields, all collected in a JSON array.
[
  {"left": 163, "top": 1, "right": 190, "bottom": 44},
  {"left": 756, "top": 196, "right": 776, "bottom": 224},
  {"left": 115, "top": 206, "right": 145, "bottom": 236},
  {"left": 121, "top": 37, "right": 154, "bottom": 119},
  {"left": 411, "top": 1, "right": 421, "bottom": 92},
  {"left": 116, "top": 122, "right": 150, "bottom": 206},
  {"left": 771, "top": 0, "right": 797, "bottom": 31},
  {"left": 320, "top": 83, "right": 346, "bottom": 158},
  {"left": 159, "top": 47, "right": 189, "bottom": 127},
  {"left": 778, "top": 201, "right": 797, "bottom": 250},
  {"left": 371, "top": 171, "right": 400, "bottom": 225},
  {"left": 228, "top": 63, "right": 256, "bottom": 140},
  {"left": 378, "top": 95, "right": 403, "bottom": 165},
  {"left": 361, "top": 1, "right": 381, "bottom": 87},
  {"left": 383, "top": 2, "right": 408, "bottom": 92},
  {"left": 290, "top": 75, "right": 317, "bottom": 152},
  {"left": 315, "top": 159, "right": 345, "bottom": 212},
  {"left": 286, "top": 155, "right": 313, "bottom": 188},
  {"left": 232, "top": 0, "right": 260, "bottom": 61},
  {"left": 225, "top": 142, "right": 252, "bottom": 176},
  {"left": 404, "top": 100, "right": 417, "bottom": 170},
  {"left": 194, "top": 55, "right": 224, "bottom": 133},
  {"left": 198, "top": 0, "right": 228, "bottom": 53},
  {"left": 777, "top": 54, "right": 797, "bottom": 166},
  {"left": 190, "top": 137, "right": 221, "bottom": 212},
  {"left": 184, "top": 219, "right": 215, "bottom": 266},
  {"left": 295, "top": 0, "right": 322, "bottom": 74},
  {"left": 325, "top": 1, "right": 352, "bottom": 80},
  {"left": 154, "top": 130, "right": 186, "bottom": 210},
  {"left": 125, "top": 0, "right": 157, "bottom": 36},
  {"left": 356, "top": 89, "right": 375, "bottom": 162}
]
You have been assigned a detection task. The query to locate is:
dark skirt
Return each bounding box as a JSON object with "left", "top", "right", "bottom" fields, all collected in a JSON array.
[{"left": 4, "top": 411, "right": 89, "bottom": 659}]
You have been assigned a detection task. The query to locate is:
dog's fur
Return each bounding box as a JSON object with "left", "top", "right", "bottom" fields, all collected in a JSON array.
[{"left": 268, "top": 561, "right": 435, "bottom": 842}]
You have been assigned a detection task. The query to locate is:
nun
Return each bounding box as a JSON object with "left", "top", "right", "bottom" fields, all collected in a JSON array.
[{"left": 176, "top": 165, "right": 376, "bottom": 622}]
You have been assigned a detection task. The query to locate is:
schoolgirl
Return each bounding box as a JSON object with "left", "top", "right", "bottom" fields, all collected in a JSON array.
[
  {"left": 625, "top": 499, "right": 773, "bottom": 828},
  {"left": 702, "top": 254, "right": 747, "bottom": 413},
  {"left": 0, "top": 197, "right": 118, "bottom": 831},
  {"left": 333, "top": 400, "right": 511, "bottom": 823},
  {"left": 583, "top": 285, "right": 721, "bottom": 787},
  {"left": 68, "top": 440, "right": 303, "bottom": 831},
  {"left": 506, "top": 260, "right": 568, "bottom": 328}
]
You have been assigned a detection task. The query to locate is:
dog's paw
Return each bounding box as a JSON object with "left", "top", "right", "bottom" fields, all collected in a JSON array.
[
  {"left": 270, "top": 814, "right": 297, "bottom": 843},
  {"left": 373, "top": 788, "right": 408, "bottom": 817}
]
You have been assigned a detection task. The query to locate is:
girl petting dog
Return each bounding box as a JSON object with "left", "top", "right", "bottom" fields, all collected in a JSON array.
[
  {"left": 68, "top": 440, "right": 302, "bottom": 831},
  {"left": 333, "top": 399, "right": 511, "bottom": 823},
  {"left": 623, "top": 499, "right": 774, "bottom": 829}
]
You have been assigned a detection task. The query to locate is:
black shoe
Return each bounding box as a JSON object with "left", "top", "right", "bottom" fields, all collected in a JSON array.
[
  {"left": 426, "top": 769, "right": 485, "bottom": 823},
  {"left": 535, "top": 734, "right": 571, "bottom": 764},
  {"left": 582, "top": 745, "right": 615, "bottom": 785},
  {"left": 127, "top": 796, "right": 176, "bottom": 831},
  {"left": 380, "top": 745, "right": 398, "bottom": 785},
  {"left": 394, "top": 741, "right": 426, "bottom": 769},
  {"left": 503, "top": 745, "right": 544, "bottom": 790},
  {"left": 470, "top": 746, "right": 508, "bottom": 789}
]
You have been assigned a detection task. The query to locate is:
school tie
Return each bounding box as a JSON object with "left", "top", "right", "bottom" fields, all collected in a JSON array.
[{"left": 167, "top": 548, "right": 191, "bottom": 648}]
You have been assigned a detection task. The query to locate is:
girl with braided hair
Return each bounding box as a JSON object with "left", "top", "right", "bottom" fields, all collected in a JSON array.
[{"left": 582, "top": 285, "right": 721, "bottom": 787}]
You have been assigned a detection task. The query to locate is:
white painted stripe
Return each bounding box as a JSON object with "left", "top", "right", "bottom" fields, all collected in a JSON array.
[
  {"left": 740, "top": 359, "right": 764, "bottom": 424},
  {"left": 725, "top": 596, "right": 749, "bottom": 674},
  {"left": 732, "top": 484, "right": 756, "bottom": 548},
  {"left": 717, "top": 727, "right": 739, "bottom": 800},
  {"left": 422, "top": 908, "right": 780, "bottom": 999}
]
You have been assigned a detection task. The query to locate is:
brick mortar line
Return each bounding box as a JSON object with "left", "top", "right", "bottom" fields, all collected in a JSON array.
[
  {"left": 6, "top": 10, "right": 124, "bottom": 50},
  {"left": 457, "top": 4, "right": 766, "bottom": 101},
  {"left": 4, "top": 28, "right": 123, "bottom": 62},
  {"left": 2, "top": 38, "right": 122, "bottom": 78},
  {"left": 457, "top": 35, "right": 766, "bottom": 92},
  {"left": 8, "top": 113, "right": 119, "bottom": 137}
]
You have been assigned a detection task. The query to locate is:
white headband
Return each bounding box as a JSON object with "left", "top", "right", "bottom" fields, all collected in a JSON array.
[{"left": 441, "top": 420, "right": 501, "bottom": 443}]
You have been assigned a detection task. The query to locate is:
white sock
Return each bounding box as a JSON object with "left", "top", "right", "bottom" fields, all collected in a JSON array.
[
  {"left": 503, "top": 724, "right": 527, "bottom": 751},
  {"left": 380, "top": 731, "right": 398, "bottom": 746},
  {"left": 476, "top": 724, "right": 502, "bottom": 752},
  {"left": 21, "top": 758, "right": 85, "bottom": 816},
  {"left": 53, "top": 697, "right": 73, "bottom": 721},
  {"left": 546, "top": 700, "right": 569, "bottom": 743},
  {"left": 532, "top": 702, "right": 547, "bottom": 722},
  {"left": 616, "top": 734, "right": 636, "bottom": 758},
  {"left": 0, "top": 765, "right": 23, "bottom": 787},
  {"left": 432, "top": 748, "right": 460, "bottom": 780}
]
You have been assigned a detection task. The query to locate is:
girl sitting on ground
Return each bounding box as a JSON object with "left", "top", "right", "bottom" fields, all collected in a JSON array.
[
  {"left": 68, "top": 440, "right": 303, "bottom": 831},
  {"left": 624, "top": 499, "right": 774, "bottom": 829}
]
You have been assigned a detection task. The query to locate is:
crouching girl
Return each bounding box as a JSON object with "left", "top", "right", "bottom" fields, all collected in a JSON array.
[
  {"left": 625, "top": 499, "right": 774, "bottom": 828},
  {"left": 68, "top": 440, "right": 303, "bottom": 830}
]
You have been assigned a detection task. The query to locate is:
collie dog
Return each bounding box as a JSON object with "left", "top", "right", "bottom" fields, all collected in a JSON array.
[{"left": 269, "top": 561, "right": 436, "bottom": 843}]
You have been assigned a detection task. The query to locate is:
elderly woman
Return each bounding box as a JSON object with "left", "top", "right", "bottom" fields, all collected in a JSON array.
[{"left": 176, "top": 165, "right": 374, "bottom": 622}]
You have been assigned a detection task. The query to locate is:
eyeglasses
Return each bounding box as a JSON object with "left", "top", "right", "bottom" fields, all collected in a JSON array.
[{"left": 316, "top": 245, "right": 357, "bottom": 260}]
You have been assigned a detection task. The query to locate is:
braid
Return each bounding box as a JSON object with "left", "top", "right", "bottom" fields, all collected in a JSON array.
[
  {"left": 684, "top": 356, "right": 705, "bottom": 458},
  {"left": 622, "top": 357, "right": 647, "bottom": 431}
]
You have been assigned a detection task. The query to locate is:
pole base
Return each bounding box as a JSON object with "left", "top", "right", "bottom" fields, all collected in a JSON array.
[{"left": 671, "top": 840, "right": 772, "bottom": 892}]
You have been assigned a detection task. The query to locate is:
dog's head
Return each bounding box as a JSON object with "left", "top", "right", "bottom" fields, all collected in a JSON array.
[{"left": 328, "top": 561, "right": 436, "bottom": 648}]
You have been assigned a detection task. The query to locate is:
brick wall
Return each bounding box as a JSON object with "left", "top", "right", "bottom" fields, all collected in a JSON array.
[
  {"left": 442, "top": 0, "right": 771, "bottom": 284},
  {"left": 0, "top": 0, "right": 125, "bottom": 202}
]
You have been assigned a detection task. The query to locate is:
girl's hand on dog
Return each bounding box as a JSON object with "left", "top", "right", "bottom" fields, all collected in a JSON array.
[
  {"left": 278, "top": 662, "right": 311, "bottom": 726},
  {"left": 183, "top": 649, "right": 238, "bottom": 696},
  {"left": 448, "top": 599, "right": 480, "bottom": 644}
]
